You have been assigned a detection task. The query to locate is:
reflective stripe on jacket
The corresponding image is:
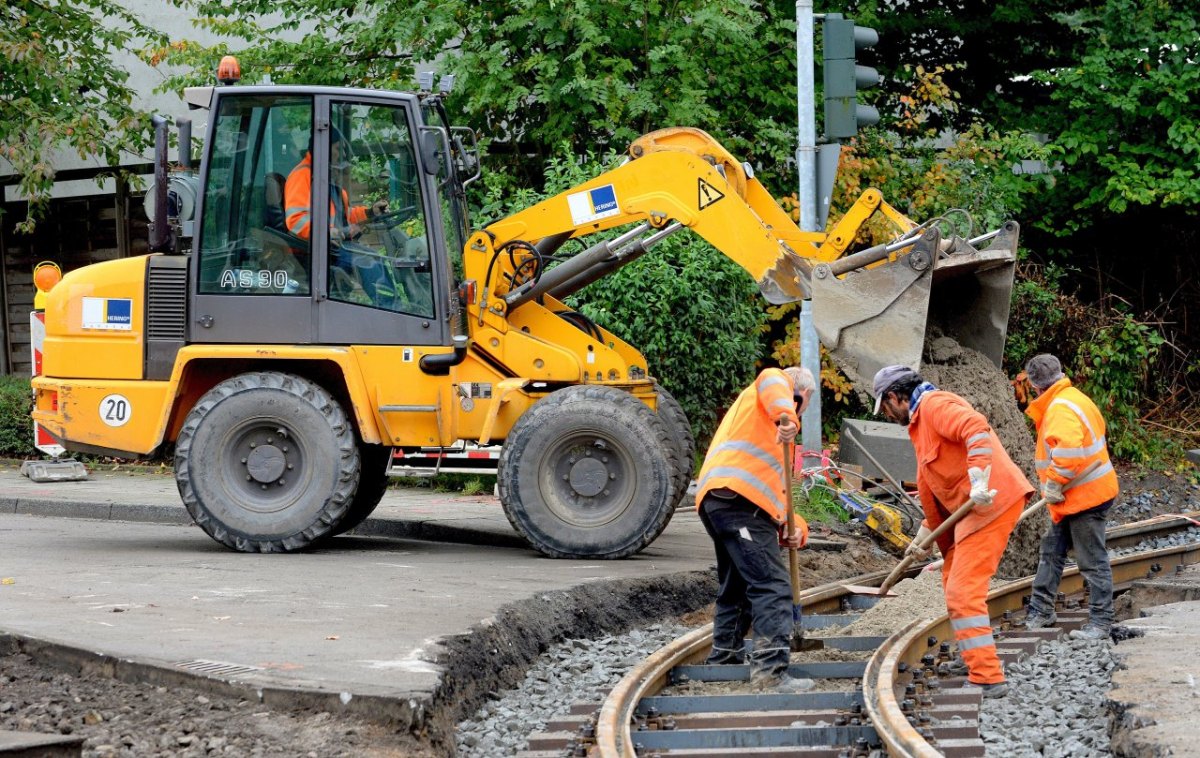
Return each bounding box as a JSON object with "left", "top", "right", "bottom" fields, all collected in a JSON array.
[
  {"left": 1025, "top": 378, "right": 1119, "bottom": 523},
  {"left": 283, "top": 153, "right": 368, "bottom": 239},
  {"left": 695, "top": 368, "right": 800, "bottom": 523},
  {"left": 909, "top": 391, "right": 1035, "bottom": 550}
]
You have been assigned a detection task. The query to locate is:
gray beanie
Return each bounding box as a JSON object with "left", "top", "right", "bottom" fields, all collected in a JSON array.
[{"left": 1025, "top": 353, "right": 1065, "bottom": 390}]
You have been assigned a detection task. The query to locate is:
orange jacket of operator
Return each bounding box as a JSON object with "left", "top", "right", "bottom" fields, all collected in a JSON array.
[
  {"left": 695, "top": 368, "right": 800, "bottom": 524},
  {"left": 909, "top": 390, "right": 1034, "bottom": 550},
  {"left": 284, "top": 153, "right": 368, "bottom": 239},
  {"left": 1025, "top": 377, "right": 1119, "bottom": 522}
]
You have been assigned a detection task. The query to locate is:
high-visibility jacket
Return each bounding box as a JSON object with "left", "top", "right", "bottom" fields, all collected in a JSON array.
[
  {"left": 909, "top": 391, "right": 1034, "bottom": 553},
  {"left": 283, "top": 153, "right": 367, "bottom": 239},
  {"left": 1025, "top": 377, "right": 1119, "bottom": 522},
  {"left": 695, "top": 368, "right": 801, "bottom": 525}
]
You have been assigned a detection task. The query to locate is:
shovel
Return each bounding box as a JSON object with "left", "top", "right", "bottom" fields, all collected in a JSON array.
[
  {"left": 783, "top": 442, "right": 824, "bottom": 651},
  {"left": 877, "top": 495, "right": 978, "bottom": 596},
  {"left": 877, "top": 461, "right": 1105, "bottom": 593}
]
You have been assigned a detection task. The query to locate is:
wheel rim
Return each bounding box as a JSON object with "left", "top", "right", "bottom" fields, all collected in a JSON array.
[
  {"left": 537, "top": 431, "right": 637, "bottom": 528},
  {"left": 220, "top": 417, "right": 310, "bottom": 513}
]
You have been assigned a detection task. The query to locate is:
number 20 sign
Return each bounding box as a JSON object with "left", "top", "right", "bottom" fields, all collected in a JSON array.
[{"left": 99, "top": 394, "right": 132, "bottom": 428}]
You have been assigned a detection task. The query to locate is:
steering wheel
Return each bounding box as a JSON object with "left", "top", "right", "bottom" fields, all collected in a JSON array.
[{"left": 362, "top": 205, "right": 418, "bottom": 231}]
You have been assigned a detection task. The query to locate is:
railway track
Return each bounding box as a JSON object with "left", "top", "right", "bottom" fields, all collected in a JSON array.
[{"left": 515, "top": 511, "right": 1200, "bottom": 758}]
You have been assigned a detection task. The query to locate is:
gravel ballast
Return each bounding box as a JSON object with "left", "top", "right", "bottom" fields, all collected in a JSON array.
[
  {"left": 455, "top": 622, "right": 688, "bottom": 757},
  {"left": 980, "top": 637, "right": 1116, "bottom": 757}
]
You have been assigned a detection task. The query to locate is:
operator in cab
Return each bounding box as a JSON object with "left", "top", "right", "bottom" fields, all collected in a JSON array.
[{"left": 284, "top": 126, "right": 389, "bottom": 298}]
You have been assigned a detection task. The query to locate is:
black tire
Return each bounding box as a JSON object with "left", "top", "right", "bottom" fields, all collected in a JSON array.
[
  {"left": 654, "top": 385, "right": 696, "bottom": 510},
  {"left": 174, "top": 372, "right": 360, "bottom": 552},
  {"left": 333, "top": 443, "right": 393, "bottom": 536},
  {"left": 497, "top": 385, "right": 675, "bottom": 559}
]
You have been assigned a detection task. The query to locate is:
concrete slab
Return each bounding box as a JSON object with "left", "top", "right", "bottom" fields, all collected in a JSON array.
[
  {"left": 1109, "top": 564, "right": 1200, "bottom": 757},
  {"left": 0, "top": 465, "right": 715, "bottom": 732}
]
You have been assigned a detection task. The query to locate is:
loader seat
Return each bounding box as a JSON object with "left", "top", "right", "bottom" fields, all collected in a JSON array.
[{"left": 256, "top": 171, "right": 311, "bottom": 293}]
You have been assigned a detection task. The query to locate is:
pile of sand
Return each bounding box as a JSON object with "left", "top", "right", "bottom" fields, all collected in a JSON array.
[{"left": 824, "top": 570, "right": 948, "bottom": 638}]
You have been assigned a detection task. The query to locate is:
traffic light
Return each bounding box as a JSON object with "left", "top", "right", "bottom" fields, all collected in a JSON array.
[{"left": 822, "top": 13, "right": 881, "bottom": 139}]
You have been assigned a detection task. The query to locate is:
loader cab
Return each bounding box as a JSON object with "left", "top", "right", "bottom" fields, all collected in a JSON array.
[{"left": 189, "top": 86, "right": 463, "bottom": 346}]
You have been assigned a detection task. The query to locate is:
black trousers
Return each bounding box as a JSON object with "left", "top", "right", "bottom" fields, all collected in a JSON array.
[{"left": 699, "top": 493, "right": 793, "bottom": 677}]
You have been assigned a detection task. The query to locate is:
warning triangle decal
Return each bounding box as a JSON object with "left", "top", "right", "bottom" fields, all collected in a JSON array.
[{"left": 698, "top": 178, "right": 725, "bottom": 210}]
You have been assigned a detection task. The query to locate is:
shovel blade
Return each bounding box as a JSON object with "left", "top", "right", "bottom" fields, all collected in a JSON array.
[{"left": 841, "top": 583, "right": 898, "bottom": 598}]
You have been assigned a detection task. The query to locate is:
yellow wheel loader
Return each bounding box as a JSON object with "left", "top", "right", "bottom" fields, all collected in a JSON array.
[{"left": 30, "top": 76, "right": 1020, "bottom": 558}]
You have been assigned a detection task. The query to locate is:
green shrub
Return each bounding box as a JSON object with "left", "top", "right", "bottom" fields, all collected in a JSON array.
[
  {"left": 1075, "top": 310, "right": 1170, "bottom": 462},
  {"left": 0, "top": 374, "right": 35, "bottom": 458}
]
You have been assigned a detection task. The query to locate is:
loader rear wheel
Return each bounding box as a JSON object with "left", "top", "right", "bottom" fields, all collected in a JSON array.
[
  {"left": 333, "top": 444, "right": 393, "bottom": 536},
  {"left": 654, "top": 386, "right": 695, "bottom": 511},
  {"left": 497, "top": 385, "right": 675, "bottom": 559},
  {"left": 174, "top": 372, "right": 360, "bottom": 552}
]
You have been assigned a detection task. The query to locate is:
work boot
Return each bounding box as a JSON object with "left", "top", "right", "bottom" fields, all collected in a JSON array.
[
  {"left": 1069, "top": 623, "right": 1111, "bottom": 641},
  {"left": 1024, "top": 610, "right": 1057, "bottom": 630},
  {"left": 967, "top": 681, "right": 1009, "bottom": 699},
  {"left": 937, "top": 657, "right": 969, "bottom": 677}
]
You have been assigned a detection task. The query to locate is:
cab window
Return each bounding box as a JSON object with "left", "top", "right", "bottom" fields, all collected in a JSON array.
[{"left": 198, "top": 94, "right": 312, "bottom": 296}]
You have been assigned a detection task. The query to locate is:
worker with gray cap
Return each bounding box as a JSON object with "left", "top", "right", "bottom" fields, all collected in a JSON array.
[
  {"left": 872, "top": 364, "right": 1034, "bottom": 697},
  {"left": 1022, "top": 353, "right": 1119, "bottom": 640}
]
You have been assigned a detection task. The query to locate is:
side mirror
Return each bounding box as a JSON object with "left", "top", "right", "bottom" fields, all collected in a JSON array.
[{"left": 418, "top": 126, "right": 450, "bottom": 177}]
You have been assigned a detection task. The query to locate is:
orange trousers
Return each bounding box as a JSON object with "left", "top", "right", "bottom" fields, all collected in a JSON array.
[{"left": 940, "top": 501, "right": 1021, "bottom": 684}]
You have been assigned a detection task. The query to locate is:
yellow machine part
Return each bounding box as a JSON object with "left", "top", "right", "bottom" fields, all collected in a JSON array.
[{"left": 865, "top": 504, "right": 913, "bottom": 552}]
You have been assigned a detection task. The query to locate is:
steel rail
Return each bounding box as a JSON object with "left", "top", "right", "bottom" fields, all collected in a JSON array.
[
  {"left": 593, "top": 514, "right": 1200, "bottom": 758},
  {"left": 865, "top": 539, "right": 1200, "bottom": 757}
]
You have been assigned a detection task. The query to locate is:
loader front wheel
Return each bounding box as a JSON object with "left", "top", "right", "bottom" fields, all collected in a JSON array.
[
  {"left": 174, "top": 372, "right": 360, "bottom": 552},
  {"left": 497, "top": 386, "right": 674, "bottom": 559}
]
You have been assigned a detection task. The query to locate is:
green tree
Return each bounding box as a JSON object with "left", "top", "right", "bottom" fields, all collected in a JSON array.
[
  {"left": 0, "top": 0, "right": 165, "bottom": 231},
  {"left": 1034, "top": 0, "right": 1200, "bottom": 223},
  {"left": 159, "top": 0, "right": 800, "bottom": 189}
]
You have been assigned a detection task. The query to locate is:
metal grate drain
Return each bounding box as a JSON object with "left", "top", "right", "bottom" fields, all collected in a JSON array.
[{"left": 174, "top": 659, "right": 265, "bottom": 678}]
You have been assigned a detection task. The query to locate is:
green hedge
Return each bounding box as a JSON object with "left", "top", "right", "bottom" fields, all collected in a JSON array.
[{"left": 0, "top": 374, "right": 35, "bottom": 458}]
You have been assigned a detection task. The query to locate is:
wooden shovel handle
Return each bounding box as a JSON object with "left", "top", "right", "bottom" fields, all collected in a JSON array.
[
  {"left": 880, "top": 496, "right": 976, "bottom": 594},
  {"left": 783, "top": 442, "right": 802, "bottom": 606},
  {"left": 1016, "top": 460, "right": 1103, "bottom": 525}
]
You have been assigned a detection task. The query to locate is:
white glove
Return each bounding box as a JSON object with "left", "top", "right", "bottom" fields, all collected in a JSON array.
[
  {"left": 906, "top": 524, "right": 933, "bottom": 560},
  {"left": 1042, "top": 479, "right": 1065, "bottom": 503},
  {"left": 968, "top": 465, "right": 997, "bottom": 508}
]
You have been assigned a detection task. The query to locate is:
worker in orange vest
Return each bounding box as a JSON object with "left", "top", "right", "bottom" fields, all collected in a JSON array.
[
  {"left": 872, "top": 365, "right": 1034, "bottom": 699},
  {"left": 1022, "top": 354, "right": 1119, "bottom": 641},
  {"left": 695, "top": 366, "right": 815, "bottom": 693}
]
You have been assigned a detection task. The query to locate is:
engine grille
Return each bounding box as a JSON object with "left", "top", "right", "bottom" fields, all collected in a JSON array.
[{"left": 146, "top": 263, "right": 187, "bottom": 341}]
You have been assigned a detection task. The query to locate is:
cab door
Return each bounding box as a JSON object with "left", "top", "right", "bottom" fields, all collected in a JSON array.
[{"left": 312, "top": 95, "right": 450, "bottom": 347}]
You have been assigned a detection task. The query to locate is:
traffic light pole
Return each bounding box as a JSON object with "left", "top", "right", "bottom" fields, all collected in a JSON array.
[{"left": 796, "top": 0, "right": 823, "bottom": 467}]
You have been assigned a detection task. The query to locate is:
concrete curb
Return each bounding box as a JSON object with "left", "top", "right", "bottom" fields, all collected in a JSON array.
[{"left": 0, "top": 495, "right": 530, "bottom": 549}]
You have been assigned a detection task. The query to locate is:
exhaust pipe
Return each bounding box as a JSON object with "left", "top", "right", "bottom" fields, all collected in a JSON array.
[{"left": 148, "top": 115, "right": 172, "bottom": 253}]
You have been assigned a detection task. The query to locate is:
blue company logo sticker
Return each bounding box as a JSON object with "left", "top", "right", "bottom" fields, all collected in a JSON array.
[
  {"left": 106, "top": 298, "right": 132, "bottom": 326},
  {"left": 589, "top": 185, "right": 618, "bottom": 215}
]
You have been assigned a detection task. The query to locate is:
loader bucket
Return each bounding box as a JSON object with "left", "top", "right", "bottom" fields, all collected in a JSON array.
[{"left": 810, "top": 221, "right": 1020, "bottom": 389}]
